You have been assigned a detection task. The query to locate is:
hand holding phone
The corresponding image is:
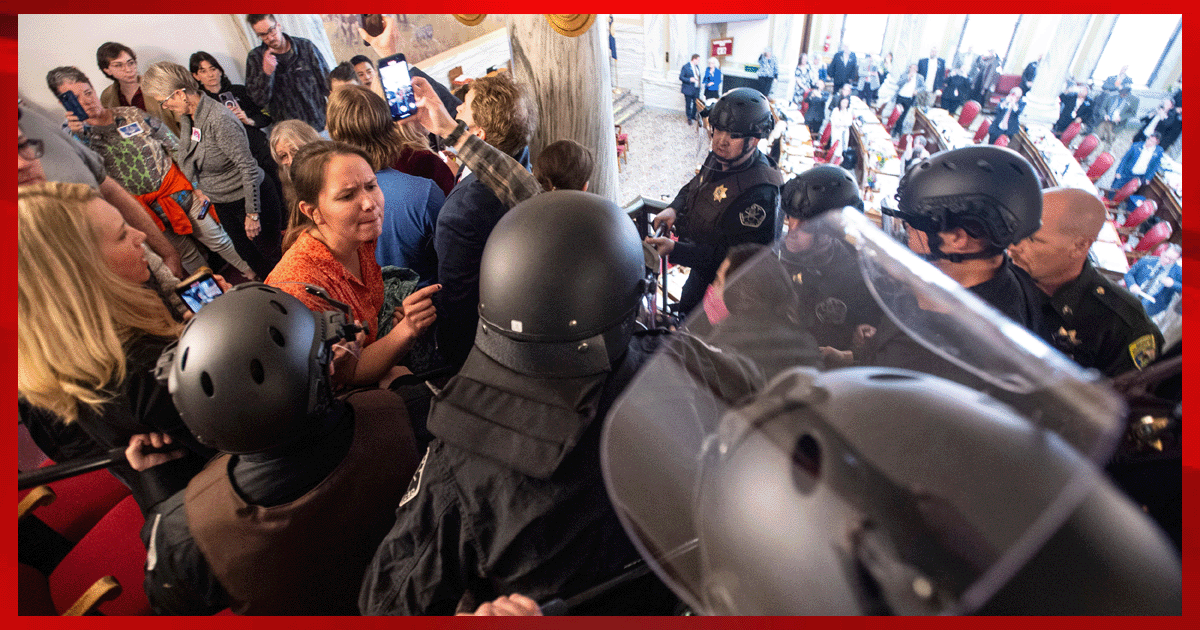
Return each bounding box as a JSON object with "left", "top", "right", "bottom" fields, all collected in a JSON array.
[
  {"left": 174, "top": 267, "right": 224, "bottom": 313},
  {"left": 58, "top": 90, "right": 90, "bottom": 124},
  {"left": 378, "top": 53, "right": 418, "bottom": 121}
]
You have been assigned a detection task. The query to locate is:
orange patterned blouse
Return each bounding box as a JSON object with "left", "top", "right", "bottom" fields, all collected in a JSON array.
[{"left": 266, "top": 231, "right": 385, "bottom": 344}]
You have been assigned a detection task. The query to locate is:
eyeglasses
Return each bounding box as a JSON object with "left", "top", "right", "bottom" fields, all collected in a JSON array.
[
  {"left": 18, "top": 138, "right": 45, "bottom": 161},
  {"left": 159, "top": 89, "right": 184, "bottom": 109},
  {"left": 254, "top": 23, "right": 280, "bottom": 40},
  {"left": 108, "top": 58, "right": 137, "bottom": 71}
]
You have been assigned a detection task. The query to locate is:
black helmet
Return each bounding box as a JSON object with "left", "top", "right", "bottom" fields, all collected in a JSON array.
[
  {"left": 156, "top": 283, "right": 350, "bottom": 454},
  {"left": 782, "top": 164, "right": 864, "bottom": 221},
  {"left": 608, "top": 366, "right": 1181, "bottom": 615},
  {"left": 892, "top": 145, "right": 1042, "bottom": 256},
  {"left": 707, "top": 87, "right": 775, "bottom": 139},
  {"left": 476, "top": 190, "right": 648, "bottom": 377}
]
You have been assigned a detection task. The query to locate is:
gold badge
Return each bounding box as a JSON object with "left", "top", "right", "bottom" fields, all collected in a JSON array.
[
  {"left": 1054, "top": 326, "right": 1081, "bottom": 347},
  {"left": 713, "top": 184, "right": 728, "bottom": 203},
  {"left": 1128, "top": 334, "right": 1158, "bottom": 370}
]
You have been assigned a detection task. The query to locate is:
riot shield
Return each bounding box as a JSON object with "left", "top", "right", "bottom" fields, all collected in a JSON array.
[{"left": 600, "top": 209, "right": 1175, "bottom": 615}]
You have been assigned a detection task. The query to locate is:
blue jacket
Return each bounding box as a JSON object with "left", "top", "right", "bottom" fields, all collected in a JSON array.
[
  {"left": 1124, "top": 255, "right": 1181, "bottom": 317},
  {"left": 374, "top": 168, "right": 446, "bottom": 287},
  {"left": 679, "top": 61, "right": 701, "bottom": 96},
  {"left": 703, "top": 67, "right": 723, "bottom": 93},
  {"left": 1117, "top": 142, "right": 1164, "bottom": 180},
  {"left": 434, "top": 148, "right": 531, "bottom": 369}
]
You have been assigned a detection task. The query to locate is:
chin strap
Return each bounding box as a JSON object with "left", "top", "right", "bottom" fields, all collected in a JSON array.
[{"left": 709, "top": 137, "right": 758, "bottom": 170}]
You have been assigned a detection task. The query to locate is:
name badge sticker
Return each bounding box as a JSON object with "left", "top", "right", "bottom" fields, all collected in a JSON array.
[
  {"left": 117, "top": 121, "right": 144, "bottom": 138},
  {"left": 191, "top": 128, "right": 202, "bottom": 143}
]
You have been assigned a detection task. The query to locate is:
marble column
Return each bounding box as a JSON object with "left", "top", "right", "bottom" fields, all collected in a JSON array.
[
  {"left": 1023, "top": 15, "right": 1091, "bottom": 129},
  {"left": 877, "top": 14, "right": 923, "bottom": 105},
  {"left": 506, "top": 15, "right": 618, "bottom": 202}
]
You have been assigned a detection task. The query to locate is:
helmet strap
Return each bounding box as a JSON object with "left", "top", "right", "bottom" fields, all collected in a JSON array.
[
  {"left": 711, "top": 138, "right": 758, "bottom": 170},
  {"left": 921, "top": 231, "right": 1004, "bottom": 263}
]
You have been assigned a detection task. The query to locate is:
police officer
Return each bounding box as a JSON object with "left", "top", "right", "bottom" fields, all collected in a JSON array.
[
  {"left": 646, "top": 87, "right": 783, "bottom": 318},
  {"left": 359, "top": 191, "right": 684, "bottom": 615},
  {"left": 864, "top": 145, "right": 1045, "bottom": 378},
  {"left": 777, "top": 164, "right": 884, "bottom": 364},
  {"left": 1009, "top": 187, "right": 1161, "bottom": 377},
  {"left": 142, "top": 284, "right": 421, "bottom": 615}
]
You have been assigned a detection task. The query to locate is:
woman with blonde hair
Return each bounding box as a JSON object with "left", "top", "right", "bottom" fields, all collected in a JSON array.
[
  {"left": 325, "top": 86, "right": 445, "bottom": 284},
  {"left": 18, "top": 182, "right": 214, "bottom": 513}
]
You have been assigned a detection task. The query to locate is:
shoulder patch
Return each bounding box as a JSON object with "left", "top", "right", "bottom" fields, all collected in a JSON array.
[
  {"left": 1128, "top": 334, "right": 1158, "bottom": 370},
  {"left": 740, "top": 203, "right": 767, "bottom": 228},
  {"left": 398, "top": 450, "right": 429, "bottom": 508}
]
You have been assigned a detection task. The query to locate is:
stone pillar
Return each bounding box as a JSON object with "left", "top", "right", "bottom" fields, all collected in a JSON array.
[
  {"left": 877, "top": 14, "right": 923, "bottom": 105},
  {"left": 506, "top": 15, "right": 618, "bottom": 203},
  {"left": 1023, "top": 15, "right": 1091, "bottom": 128}
]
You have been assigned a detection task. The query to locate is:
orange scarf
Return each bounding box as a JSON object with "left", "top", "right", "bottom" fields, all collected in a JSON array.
[{"left": 135, "top": 162, "right": 202, "bottom": 234}]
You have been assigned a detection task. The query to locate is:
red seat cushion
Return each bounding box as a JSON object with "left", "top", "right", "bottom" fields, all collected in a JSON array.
[
  {"left": 49, "top": 496, "right": 151, "bottom": 615},
  {"left": 18, "top": 464, "right": 131, "bottom": 543}
]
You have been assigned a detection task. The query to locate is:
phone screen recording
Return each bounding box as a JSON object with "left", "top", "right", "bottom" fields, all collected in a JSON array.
[
  {"left": 379, "top": 55, "right": 417, "bottom": 121},
  {"left": 177, "top": 276, "right": 223, "bottom": 313}
]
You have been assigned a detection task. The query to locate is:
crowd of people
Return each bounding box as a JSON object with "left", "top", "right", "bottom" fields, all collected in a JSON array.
[{"left": 18, "top": 16, "right": 1181, "bottom": 616}]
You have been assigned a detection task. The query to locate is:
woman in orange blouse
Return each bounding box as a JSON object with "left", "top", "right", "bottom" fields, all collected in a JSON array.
[{"left": 266, "top": 141, "right": 439, "bottom": 386}]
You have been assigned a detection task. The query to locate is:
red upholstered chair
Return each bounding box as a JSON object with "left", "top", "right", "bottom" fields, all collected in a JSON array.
[
  {"left": 886, "top": 105, "right": 904, "bottom": 133},
  {"left": 1121, "top": 199, "right": 1158, "bottom": 231},
  {"left": 47, "top": 495, "right": 151, "bottom": 615},
  {"left": 1072, "top": 134, "right": 1100, "bottom": 162},
  {"left": 615, "top": 125, "right": 629, "bottom": 172},
  {"left": 993, "top": 134, "right": 1010, "bottom": 147},
  {"left": 800, "top": 89, "right": 811, "bottom": 115},
  {"left": 1086, "top": 152, "right": 1115, "bottom": 182},
  {"left": 1129, "top": 221, "right": 1173, "bottom": 263},
  {"left": 958, "top": 100, "right": 982, "bottom": 127},
  {"left": 815, "top": 140, "right": 840, "bottom": 164},
  {"left": 895, "top": 133, "right": 911, "bottom": 153},
  {"left": 987, "top": 75, "right": 1023, "bottom": 111},
  {"left": 1060, "top": 120, "right": 1083, "bottom": 146},
  {"left": 973, "top": 118, "right": 991, "bottom": 144},
  {"left": 17, "top": 463, "right": 131, "bottom": 543},
  {"left": 820, "top": 122, "right": 831, "bottom": 148},
  {"left": 1104, "top": 177, "right": 1141, "bottom": 209}
]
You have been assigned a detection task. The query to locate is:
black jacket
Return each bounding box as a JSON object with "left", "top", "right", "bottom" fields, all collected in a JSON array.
[{"left": 359, "top": 331, "right": 680, "bottom": 615}]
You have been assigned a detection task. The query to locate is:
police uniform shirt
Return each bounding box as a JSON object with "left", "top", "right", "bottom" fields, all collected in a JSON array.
[{"left": 1040, "top": 259, "right": 1161, "bottom": 378}]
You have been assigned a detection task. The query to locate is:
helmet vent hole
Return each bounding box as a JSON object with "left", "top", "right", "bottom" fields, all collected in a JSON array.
[
  {"left": 1009, "top": 162, "right": 1024, "bottom": 174},
  {"left": 976, "top": 160, "right": 993, "bottom": 173},
  {"left": 200, "top": 372, "right": 214, "bottom": 397},
  {"left": 180, "top": 347, "right": 189, "bottom": 371},
  {"left": 868, "top": 373, "right": 917, "bottom": 382},
  {"left": 940, "top": 161, "right": 956, "bottom": 171},
  {"left": 250, "top": 359, "right": 265, "bottom": 384},
  {"left": 269, "top": 300, "right": 287, "bottom": 315},
  {"left": 269, "top": 326, "right": 286, "bottom": 347},
  {"left": 793, "top": 434, "right": 821, "bottom": 478}
]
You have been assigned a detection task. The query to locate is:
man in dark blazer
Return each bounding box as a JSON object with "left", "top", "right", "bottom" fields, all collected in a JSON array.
[
  {"left": 917, "top": 48, "right": 946, "bottom": 93},
  {"left": 940, "top": 65, "right": 973, "bottom": 116},
  {"left": 1092, "top": 86, "right": 1139, "bottom": 149},
  {"left": 1053, "top": 84, "right": 1094, "bottom": 135},
  {"left": 827, "top": 43, "right": 857, "bottom": 93},
  {"left": 680, "top": 54, "right": 702, "bottom": 125},
  {"left": 988, "top": 86, "right": 1025, "bottom": 144},
  {"left": 1020, "top": 55, "right": 1040, "bottom": 94}
]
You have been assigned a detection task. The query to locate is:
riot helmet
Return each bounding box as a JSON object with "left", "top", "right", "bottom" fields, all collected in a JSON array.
[
  {"left": 782, "top": 164, "right": 864, "bottom": 222},
  {"left": 889, "top": 145, "right": 1042, "bottom": 262},
  {"left": 156, "top": 283, "right": 353, "bottom": 454},
  {"left": 706, "top": 87, "right": 775, "bottom": 139},
  {"left": 475, "top": 190, "right": 648, "bottom": 378}
]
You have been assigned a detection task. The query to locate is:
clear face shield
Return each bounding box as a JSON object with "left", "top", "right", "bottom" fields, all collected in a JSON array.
[{"left": 601, "top": 209, "right": 1127, "bottom": 615}]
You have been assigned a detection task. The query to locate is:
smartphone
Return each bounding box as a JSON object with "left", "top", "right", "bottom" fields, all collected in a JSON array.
[
  {"left": 174, "top": 267, "right": 223, "bottom": 313},
  {"left": 361, "top": 14, "right": 385, "bottom": 37},
  {"left": 378, "top": 53, "right": 418, "bottom": 121},
  {"left": 218, "top": 92, "right": 238, "bottom": 109},
  {"left": 58, "top": 90, "right": 89, "bottom": 122}
]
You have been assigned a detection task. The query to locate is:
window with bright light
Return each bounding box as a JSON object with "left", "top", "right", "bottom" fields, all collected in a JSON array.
[
  {"left": 1091, "top": 14, "right": 1180, "bottom": 88},
  {"left": 960, "top": 15, "right": 1021, "bottom": 66},
  {"left": 840, "top": 14, "right": 889, "bottom": 57}
]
